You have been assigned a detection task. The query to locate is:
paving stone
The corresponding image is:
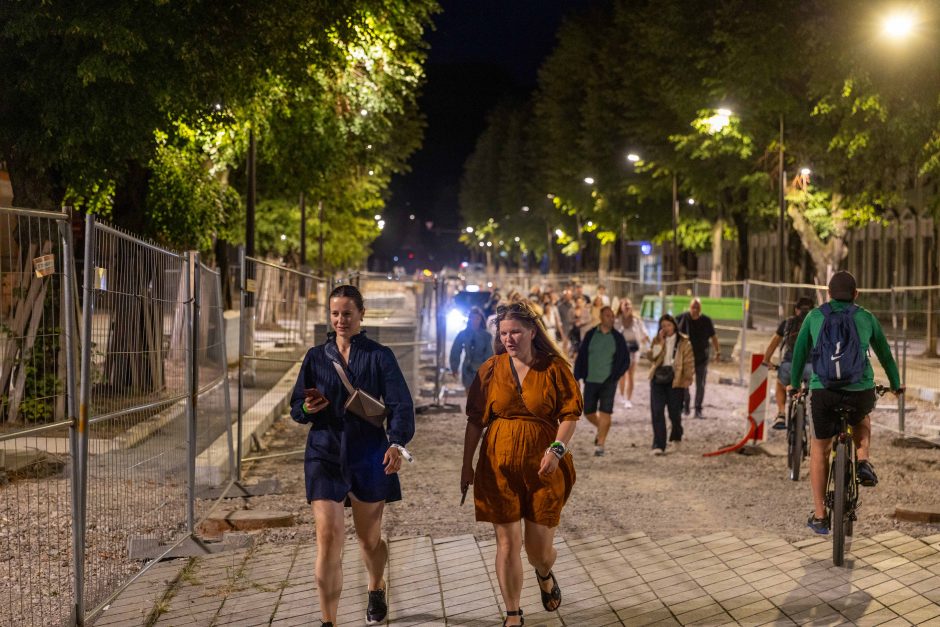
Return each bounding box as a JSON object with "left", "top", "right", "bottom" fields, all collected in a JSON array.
[{"left": 97, "top": 530, "right": 940, "bottom": 626}]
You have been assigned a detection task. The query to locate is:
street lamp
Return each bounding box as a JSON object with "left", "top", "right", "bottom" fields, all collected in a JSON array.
[
  {"left": 583, "top": 177, "right": 595, "bottom": 185},
  {"left": 626, "top": 153, "right": 641, "bottom": 163},
  {"left": 882, "top": 10, "right": 917, "bottom": 40},
  {"left": 705, "top": 108, "right": 733, "bottom": 133}
]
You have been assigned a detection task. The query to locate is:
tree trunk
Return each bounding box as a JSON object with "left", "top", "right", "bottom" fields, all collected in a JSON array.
[
  {"left": 787, "top": 194, "right": 848, "bottom": 284},
  {"left": 7, "top": 156, "right": 63, "bottom": 210},
  {"left": 709, "top": 218, "right": 724, "bottom": 298},
  {"left": 924, "top": 219, "right": 940, "bottom": 357},
  {"left": 597, "top": 241, "right": 612, "bottom": 277},
  {"left": 732, "top": 211, "right": 750, "bottom": 281}
]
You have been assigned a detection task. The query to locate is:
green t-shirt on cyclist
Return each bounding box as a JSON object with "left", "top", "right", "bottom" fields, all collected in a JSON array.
[{"left": 789, "top": 299, "right": 901, "bottom": 392}]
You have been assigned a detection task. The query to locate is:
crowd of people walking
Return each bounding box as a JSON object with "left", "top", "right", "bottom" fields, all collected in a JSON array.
[{"left": 288, "top": 271, "right": 902, "bottom": 626}]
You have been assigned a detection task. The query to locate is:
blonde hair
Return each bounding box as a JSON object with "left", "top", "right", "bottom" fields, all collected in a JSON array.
[{"left": 493, "top": 301, "right": 567, "bottom": 362}]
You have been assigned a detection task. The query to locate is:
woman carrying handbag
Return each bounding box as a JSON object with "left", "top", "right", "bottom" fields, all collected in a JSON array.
[
  {"left": 289, "top": 285, "right": 415, "bottom": 627},
  {"left": 646, "top": 314, "right": 694, "bottom": 455}
]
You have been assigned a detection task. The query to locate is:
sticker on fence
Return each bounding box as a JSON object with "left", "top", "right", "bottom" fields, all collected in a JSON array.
[
  {"left": 245, "top": 278, "right": 257, "bottom": 293},
  {"left": 32, "top": 254, "right": 55, "bottom": 278},
  {"left": 94, "top": 267, "right": 107, "bottom": 290}
]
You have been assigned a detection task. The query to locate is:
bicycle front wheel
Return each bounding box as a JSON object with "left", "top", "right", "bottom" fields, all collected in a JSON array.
[
  {"left": 832, "top": 441, "right": 848, "bottom": 566},
  {"left": 789, "top": 403, "right": 805, "bottom": 481}
]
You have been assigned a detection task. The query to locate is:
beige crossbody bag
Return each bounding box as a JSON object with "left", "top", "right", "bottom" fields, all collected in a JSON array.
[{"left": 332, "top": 361, "right": 387, "bottom": 428}]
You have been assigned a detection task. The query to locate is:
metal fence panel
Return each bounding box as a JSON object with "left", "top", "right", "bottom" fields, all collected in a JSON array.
[
  {"left": 238, "top": 256, "right": 324, "bottom": 474},
  {"left": 78, "top": 217, "right": 192, "bottom": 620},
  {"left": 0, "top": 207, "right": 77, "bottom": 627}
]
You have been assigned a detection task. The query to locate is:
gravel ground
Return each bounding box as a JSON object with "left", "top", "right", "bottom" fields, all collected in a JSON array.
[{"left": 242, "top": 362, "right": 940, "bottom": 545}]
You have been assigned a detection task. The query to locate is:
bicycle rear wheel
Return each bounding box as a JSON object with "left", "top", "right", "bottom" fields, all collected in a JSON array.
[
  {"left": 832, "top": 441, "right": 848, "bottom": 566},
  {"left": 789, "top": 402, "right": 805, "bottom": 481}
]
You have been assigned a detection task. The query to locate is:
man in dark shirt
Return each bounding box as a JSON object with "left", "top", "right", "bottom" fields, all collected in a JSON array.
[
  {"left": 676, "top": 299, "right": 720, "bottom": 419},
  {"left": 761, "top": 297, "right": 814, "bottom": 429}
]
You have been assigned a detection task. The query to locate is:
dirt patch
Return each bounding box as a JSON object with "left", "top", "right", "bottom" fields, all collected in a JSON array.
[{"left": 241, "top": 371, "right": 940, "bottom": 545}]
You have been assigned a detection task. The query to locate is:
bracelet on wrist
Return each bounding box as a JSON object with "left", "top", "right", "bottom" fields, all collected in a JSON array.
[
  {"left": 547, "top": 441, "right": 567, "bottom": 459},
  {"left": 389, "top": 443, "right": 415, "bottom": 463}
]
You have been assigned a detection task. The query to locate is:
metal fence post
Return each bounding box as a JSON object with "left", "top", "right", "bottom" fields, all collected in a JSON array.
[
  {"left": 61, "top": 214, "right": 80, "bottom": 626},
  {"left": 184, "top": 252, "right": 199, "bottom": 533},
  {"left": 891, "top": 286, "right": 898, "bottom": 357},
  {"left": 900, "top": 288, "right": 908, "bottom": 435},
  {"left": 236, "top": 247, "right": 245, "bottom": 482},
  {"left": 74, "top": 212, "right": 97, "bottom": 625},
  {"left": 739, "top": 280, "right": 750, "bottom": 385}
]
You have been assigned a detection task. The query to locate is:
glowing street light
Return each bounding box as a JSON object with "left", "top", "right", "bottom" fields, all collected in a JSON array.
[
  {"left": 626, "top": 153, "right": 641, "bottom": 163},
  {"left": 705, "top": 108, "right": 732, "bottom": 133},
  {"left": 409, "top": 214, "right": 416, "bottom": 220},
  {"left": 478, "top": 241, "right": 485, "bottom": 247},
  {"left": 687, "top": 198, "right": 696, "bottom": 205},
  {"left": 280, "top": 233, "right": 287, "bottom": 241},
  {"left": 800, "top": 167, "right": 812, "bottom": 177},
  {"left": 521, "top": 205, "right": 530, "bottom": 212},
  {"left": 465, "top": 226, "right": 474, "bottom": 233},
  {"left": 882, "top": 10, "right": 917, "bottom": 40},
  {"left": 374, "top": 214, "right": 382, "bottom": 221},
  {"left": 514, "top": 236, "right": 520, "bottom": 242},
  {"left": 583, "top": 177, "right": 595, "bottom": 185},
  {"left": 554, "top": 228, "right": 564, "bottom": 237}
]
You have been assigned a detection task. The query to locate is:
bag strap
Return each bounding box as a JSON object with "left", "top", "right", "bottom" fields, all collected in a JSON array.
[
  {"left": 332, "top": 361, "right": 356, "bottom": 395},
  {"left": 507, "top": 355, "right": 523, "bottom": 393}
]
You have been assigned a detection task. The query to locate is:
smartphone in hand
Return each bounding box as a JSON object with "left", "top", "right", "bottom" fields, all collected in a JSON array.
[{"left": 303, "top": 387, "right": 328, "bottom": 412}]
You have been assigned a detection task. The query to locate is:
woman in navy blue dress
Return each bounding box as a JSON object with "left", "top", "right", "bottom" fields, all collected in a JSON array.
[{"left": 290, "top": 285, "right": 415, "bottom": 627}]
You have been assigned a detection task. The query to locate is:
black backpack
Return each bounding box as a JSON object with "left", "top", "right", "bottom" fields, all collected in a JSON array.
[{"left": 781, "top": 311, "right": 807, "bottom": 355}]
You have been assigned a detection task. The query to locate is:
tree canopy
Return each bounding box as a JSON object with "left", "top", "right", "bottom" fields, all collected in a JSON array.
[
  {"left": 458, "top": 0, "right": 940, "bottom": 282},
  {"left": 0, "top": 0, "right": 438, "bottom": 268}
]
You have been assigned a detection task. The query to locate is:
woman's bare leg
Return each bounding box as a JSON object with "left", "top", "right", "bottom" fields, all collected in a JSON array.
[
  {"left": 312, "top": 500, "right": 346, "bottom": 623},
  {"left": 350, "top": 496, "right": 388, "bottom": 591},
  {"left": 524, "top": 520, "right": 560, "bottom": 610},
  {"left": 493, "top": 521, "right": 524, "bottom": 625}
]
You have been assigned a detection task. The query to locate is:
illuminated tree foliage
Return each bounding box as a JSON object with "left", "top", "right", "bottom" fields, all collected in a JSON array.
[
  {"left": 0, "top": 0, "right": 437, "bottom": 267},
  {"left": 459, "top": 0, "right": 940, "bottom": 282}
]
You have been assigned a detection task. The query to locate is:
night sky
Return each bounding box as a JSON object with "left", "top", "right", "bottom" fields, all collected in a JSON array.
[{"left": 371, "top": 0, "right": 600, "bottom": 272}]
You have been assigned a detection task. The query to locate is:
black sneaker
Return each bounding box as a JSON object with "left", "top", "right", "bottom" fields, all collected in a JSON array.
[
  {"left": 857, "top": 460, "right": 878, "bottom": 487},
  {"left": 806, "top": 513, "right": 829, "bottom": 535},
  {"left": 366, "top": 588, "right": 387, "bottom": 625},
  {"left": 772, "top": 414, "right": 787, "bottom": 430},
  {"left": 694, "top": 411, "right": 704, "bottom": 420}
]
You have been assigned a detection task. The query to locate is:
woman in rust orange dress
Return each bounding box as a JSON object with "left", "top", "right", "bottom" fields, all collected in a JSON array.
[{"left": 461, "top": 301, "right": 583, "bottom": 627}]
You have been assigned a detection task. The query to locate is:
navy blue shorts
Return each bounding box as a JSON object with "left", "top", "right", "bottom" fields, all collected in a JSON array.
[
  {"left": 583, "top": 379, "right": 617, "bottom": 414},
  {"left": 303, "top": 423, "right": 402, "bottom": 505}
]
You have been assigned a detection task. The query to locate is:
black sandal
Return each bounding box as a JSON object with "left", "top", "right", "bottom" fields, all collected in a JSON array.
[
  {"left": 503, "top": 608, "right": 524, "bottom": 626},
  {"left": 535, "top": 568, "right": 562, "bottom": 611}
]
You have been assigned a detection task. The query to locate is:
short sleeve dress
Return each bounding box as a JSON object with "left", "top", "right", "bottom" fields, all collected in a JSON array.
[{"left": 466, "top": 352, "right": 583, "bottom": 527}]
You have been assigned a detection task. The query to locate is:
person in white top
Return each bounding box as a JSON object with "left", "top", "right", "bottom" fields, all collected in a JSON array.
[
  {"left": 596, "top": 285, "right": 611, "bottom": 307},
  {"left": 615, "top": 298, "right": 650, "bottom": 408},
  {"left": 540, "top": 294, "right": 568, "bottom": 354},
  {"left": 645, "top": 314, "right": 694, "bottom": 455}
]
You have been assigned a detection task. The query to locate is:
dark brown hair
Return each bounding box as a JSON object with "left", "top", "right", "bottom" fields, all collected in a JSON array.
[{"left": 329, "top": 284, "right": 364, "bottom": 312}]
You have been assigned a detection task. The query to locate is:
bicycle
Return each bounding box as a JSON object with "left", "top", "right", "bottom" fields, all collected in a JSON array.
[
  {"left": 826, "top": 384, "right": 893, "bottom": 567},
  {"left": 786, "top": 385, "right": 809, "bottom": 482},
  {"left": 767, "top": 362, "right": 809, "bottom": 481}
]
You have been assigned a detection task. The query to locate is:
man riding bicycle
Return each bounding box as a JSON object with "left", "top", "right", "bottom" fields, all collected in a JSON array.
[
  {"left": 788, "top": 271, "right": 902, "bottom": 534},
  {"left": 761, "top": 296, "right": 815, "bottom": 430}
]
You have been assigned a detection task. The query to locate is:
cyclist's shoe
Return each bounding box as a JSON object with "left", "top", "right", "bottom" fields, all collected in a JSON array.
[
  {"left": 772, "top": 413, "right": 787, "bottom": 430},
  {"left": 857, "top": 460, "right": 879, "bottom": 487},
  {"left": 806, "top": 513, "right": 829, "bottom": 535},
  {"left": 366, "top": 588, "right": 388, "bottom": 625}
]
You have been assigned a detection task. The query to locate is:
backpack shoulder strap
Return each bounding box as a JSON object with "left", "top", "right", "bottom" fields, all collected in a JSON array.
[{"left": 820, "top": 302, "right": 833, "bottom": 316}]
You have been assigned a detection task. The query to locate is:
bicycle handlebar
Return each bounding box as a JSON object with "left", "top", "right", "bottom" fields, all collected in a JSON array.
[{"left": 875, "top": 384, "right": 905, "bottom": 397}]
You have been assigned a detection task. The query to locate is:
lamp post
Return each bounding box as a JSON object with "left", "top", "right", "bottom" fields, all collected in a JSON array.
[
  {"left": 777, "top": 114, "right": 785, "bottom": 287},
  {"left": 672, "top": 173, "right": 679, "bottom": 281}
]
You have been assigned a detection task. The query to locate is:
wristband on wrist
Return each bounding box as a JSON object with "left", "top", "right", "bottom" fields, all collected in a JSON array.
[
  {"left": 547, "top": 441, "right": 567, "bottom": 459},
  {"left": 389, "top": 443, "right": 415, "bottom": 463}
]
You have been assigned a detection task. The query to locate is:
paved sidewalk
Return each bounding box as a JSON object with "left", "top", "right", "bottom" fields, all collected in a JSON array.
[{"left": 94, "top": 530, "right": 940, "bottom": 626}]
